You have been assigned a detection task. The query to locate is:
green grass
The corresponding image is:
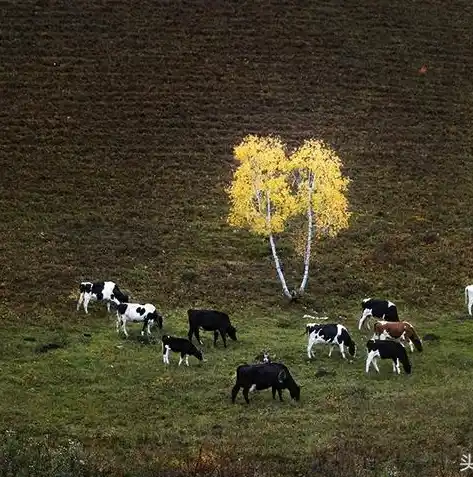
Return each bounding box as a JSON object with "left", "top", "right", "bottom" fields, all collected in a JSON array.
[{"left": 1, "top": 303, "right": 473, "bottom": 475}]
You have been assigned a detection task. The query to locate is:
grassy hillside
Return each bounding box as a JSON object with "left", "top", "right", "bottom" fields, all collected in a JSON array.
[{"left": 1, "top": 0, "right": 473, "bottom": 475}]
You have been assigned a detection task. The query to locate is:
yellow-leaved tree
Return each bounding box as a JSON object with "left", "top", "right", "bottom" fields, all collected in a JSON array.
[
  {"left": 289, "top": 139, "right": 351, "bottom": 295},
  {"left": 226, "top": 134, "right": 351, "bottom": 299}
]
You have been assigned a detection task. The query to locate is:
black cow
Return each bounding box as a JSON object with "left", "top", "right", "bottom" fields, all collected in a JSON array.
[
  {"left": 365, "top": 339, "right": 411, "bottom": 375},
  {"left": 231, "top": 362, "right": 300, "bottom": 404},
  {"left": 187, "top": 309, "right": 237, "bottom": 348},
  {"left": 359, "top": 298, "right": 399, "bottom": 330},
  {"left": 162, "top": 335, "right": 204, "bottom": 366},
  {"left": 77, "top": 281, "right": 129, "bottom": 314}
]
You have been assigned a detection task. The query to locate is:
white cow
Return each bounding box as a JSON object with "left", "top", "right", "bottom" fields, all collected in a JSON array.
[
  {"left": 465, "top": 285, "right": 473, "bottom": 316},
  {"left": 116, "top": 303, "right": 163, "bottom": 337}
]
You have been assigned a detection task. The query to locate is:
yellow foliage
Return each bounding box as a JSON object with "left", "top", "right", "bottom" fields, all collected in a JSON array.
[
  {"left": 289, "top": 139, "right": 351, "bottom": 239},
  {"left": 226, "top": 135, "right": 351, "bottom": 240},
  {"left": 227, "top": 135, "right": 298, "bottom": 235}
]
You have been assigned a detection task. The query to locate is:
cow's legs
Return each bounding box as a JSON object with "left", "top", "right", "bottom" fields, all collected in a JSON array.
[
  {"left": 116, "top": 314, "right": 121, "bottom": 333},
  {"left": 220, "top": 330, "right": 227, "bottom": 348},
  {"left": 373, "top": 358, "right": 380, "bottom": 373},
  {"left": 178, "top": 353, "right": 185, "bottom": 366},
  {"left": 366, "top": 351, "right": 380, "bottom": 373},
  {"left": 249, "top": 384, "right": 256, "bottom": 392},
  {"left": 213, "top": 330, "right": 219, "bottom": 346},
  {"left": 231, "top": 385, "right": 240, "bottom": 403},
  {"left": 276, "top": 388, "right": 283, "bottom": 402},
  {"left": 339, "top": 343, "right": 346, "bottom": 359},
  {"left": 163, "top": 346, "right": 170, "bottom": 364},
  {"left": 121, "top": 319, "right": 129, "bottom": 338},
  {"left": 242, "top": 387, "right": 250, "bottom": 404},
  {"left": 107, "top": 301, "right": 111, "bottom": 313},
  {"left": 469, "top": 296, "right": 473, "bottom": 316},
  {"left": 83, "top": 294, "right": 92, "bottom": 314},
  {"left": 194, "top": 329, "right": 203, "bottom": 346},
  {"left": 307, "top": 336, "right": 315, "bottom": 359},
  {"left": 328, "top": 345, "right": 335, "bottom": 357},
  {"left": 76, "top": 292, "right": 84, "bottom": 311},
  {"left": 185, "top": 355, "right": 189, "bottom": 366}
]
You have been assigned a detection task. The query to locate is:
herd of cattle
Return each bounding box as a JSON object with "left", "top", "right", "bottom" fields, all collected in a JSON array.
[{"left": 75, "top": 280, "right": 436, "bottom": 404}]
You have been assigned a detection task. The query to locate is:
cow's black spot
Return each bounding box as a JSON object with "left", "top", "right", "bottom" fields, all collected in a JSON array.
[
  {"left": 315, "top": 368, "right": 336, "bottom": 378},
  {"left": 422, "top": 333, "right": 440, "bottom": 341},
  {"left": 96, "top": 292, "right": 103, "bottom": 301},
  {"left": 137, "top": 307, "right": 145, "bottom": 315},
  {"left": 36, "top": 343, "right": 64, "bottom": 353}
]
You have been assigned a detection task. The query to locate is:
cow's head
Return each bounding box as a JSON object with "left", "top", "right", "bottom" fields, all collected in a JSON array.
[
  {"left": 358, "top": 308, "right": 372, "bottom": 330},
  {"left": 290, "top": 383, "right": 301, "bottom": 401},
  {"left": 227, "top": 325, "right": 237, "bottom": 341},
  {"left": 155, "top": 312, "right": 164, "bottom": 330},
  {"left": 194, "top": 348, "right": 204, "bottom": 361}
]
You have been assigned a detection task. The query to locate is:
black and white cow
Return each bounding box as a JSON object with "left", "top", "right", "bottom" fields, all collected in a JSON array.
[
  {"left": 306, "top": 323, "right": 356, "bottom": 360},
  {"left": 231, "top": 362, "right": 300, "bottom": 404},
  {"left": 116, "top": 303, "right": 163, "bottom": 338},
  {"left": 358, "top": 298, "right": 399, "bottom": 330},
  {"left": 77, "top": 281, "right": 129, "bottom": 314},
  {"left": 365, "top": 339, "right": 411, "bottom": 375},
  {"left": 162, "top": 335, "right": 204, "bottom": 366},
  {"left": 465, "top": 285, "right": 473, "bottom": 316},
  {"left": 187, "top": 309, "right": 237, "bottom": 348}
]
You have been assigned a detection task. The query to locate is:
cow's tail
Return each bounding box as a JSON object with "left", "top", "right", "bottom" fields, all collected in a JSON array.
[
  {"left": 398, "top": 345, "right": 412, "bottom": 374},
  {"left": 340, "top": 328, "right": 356, "bottom": 357},
  {"left": 404, "top": 322, "right": 423, "bottom": 352}
]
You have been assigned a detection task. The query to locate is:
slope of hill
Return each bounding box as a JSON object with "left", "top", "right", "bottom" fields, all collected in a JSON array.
[{"left": 1, "top": 1, "right": 473, "bottom": 475}]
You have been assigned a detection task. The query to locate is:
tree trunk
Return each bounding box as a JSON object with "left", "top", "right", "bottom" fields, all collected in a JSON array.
[
  {"left": 268, "top": 233, "right": 293, "bottom": 299},
  {"left": 299, "top": 173, "right": 315, "bottom": 294},
  {"left": 266, "top": 191, "right": 293, "bottom": 299}
]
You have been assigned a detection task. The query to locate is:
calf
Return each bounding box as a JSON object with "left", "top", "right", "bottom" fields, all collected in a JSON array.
[
  {"left": 162, "top": 335, "right": 204, "bottom": 366},
  {"left": 365, "top": 339, "right": 411, "bottom": 375},
  {"left": 77, "top": 281, "right": 129, "bottom": 314},
  {"left": 306, "top": 323, "right": 356, "bottom": 360},
  {"left": 187, "top": 309, "right": 237, "bottom": 348},
  {"left": 465, "top": 285, "right": 473, "bottom": 316},
  {"left": 231, "top": 362, "right": 300, "bottom": 404},
  {"left": 358, "top": 298, "right": 399, "bottom": 330},
  {"left": 116, "top": 303, "right": 163, "bottom": 338}
]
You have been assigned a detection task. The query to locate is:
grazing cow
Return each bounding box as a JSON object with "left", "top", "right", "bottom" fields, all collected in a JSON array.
[
  {"left": 372, "top": 320, "right": 423, "bottom": 353},
  {"left": 306, "top": 323, "right": 356, "bottom": 360},
  {"left": 465, "top": 285, "right": 473, "bottom": 316},
  {"left": 365, "top": 339, "right": 412, "bottom": 375},
  {"left": 358, "top": 298, "right": 399, "bottom": 330},
  {"left": 116, "top": 303, "right": 163, "bottom": 338},
  {"left": 187, "top": 309, "right": 237, "bottom": 348},
  {"left": 162, "top": 335, "right": 203, "bottom": 366},
  {"left": 231, "top": 362, "right": 300, "bottom": 404},
  {"left": 77, "top": 281, "right": 129, "bottom": 314}
]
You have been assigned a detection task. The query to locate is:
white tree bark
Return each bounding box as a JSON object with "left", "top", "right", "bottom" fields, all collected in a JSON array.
[
  {"left": 299, "top": 172, "right": 315, "bottom": 294},
  {"left": 266, "top": 191, "right": 293, "bottom": 299}
]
